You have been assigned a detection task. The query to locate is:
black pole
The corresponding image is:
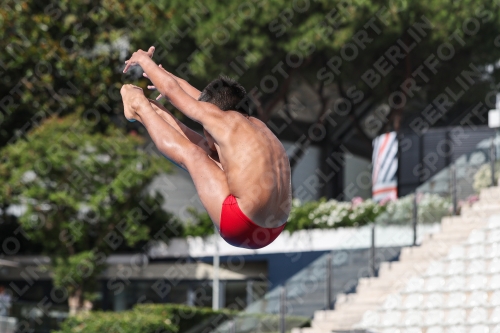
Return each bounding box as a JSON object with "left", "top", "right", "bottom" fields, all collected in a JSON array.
[
  {"left": 491, "top": 138, "right": 496, "bottom": 187},
  {"left": 280, "top": 285, "right": 286, "bottom": 333},
  {"left": 412, "top": 193, "right": 418, "bottom": 246},
  {"left": 326, "top": 252, "right": 333, "bottom": 310},
  {"left": 370, "top": 224, "right": 376, "bottom": 277},
  {"left": 451, "top": 164, "right": 457, "bottom": 216}
]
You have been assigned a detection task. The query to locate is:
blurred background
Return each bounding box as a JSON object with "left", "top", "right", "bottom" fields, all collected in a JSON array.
[{"left": 2, "top": 1, "right": 500, "bottom": 332}]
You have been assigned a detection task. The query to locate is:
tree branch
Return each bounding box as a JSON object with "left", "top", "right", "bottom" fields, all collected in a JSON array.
[
  {"left": 289, "top": 80, "right": 330, "bottom": 170},
  {"left": 337, "top": 78, "right": 372, "bottom": 145},
  {"left": 251, "top": 90, "right": 266, "bottom": 119},
  {"left": 259, "top": 73, "right": 295, "bottom": 122},
  {"left": 258, "top": 56, "right": 313, "bottom": 122}
]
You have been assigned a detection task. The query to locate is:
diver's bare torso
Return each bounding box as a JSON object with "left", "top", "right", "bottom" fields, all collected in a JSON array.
[{"left": 210, "top": 112, "right": 292, "bottom": 229}]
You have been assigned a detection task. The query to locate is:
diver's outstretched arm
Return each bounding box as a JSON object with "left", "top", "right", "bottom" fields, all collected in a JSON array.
[{"left": 144, "top": 63, "right": 201, "bottom": 100}]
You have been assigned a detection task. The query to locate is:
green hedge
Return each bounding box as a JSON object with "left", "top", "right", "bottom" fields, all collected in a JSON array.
[
  {"left": 134, "top": 304, "right": 235, "bottom": 333},
  {"left": 53, "top": 304, "right": 236, "bottom": 333}
]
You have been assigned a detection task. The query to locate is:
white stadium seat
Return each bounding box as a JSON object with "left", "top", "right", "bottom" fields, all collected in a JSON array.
[
  {"left": 402, "top": 310, "right": 422, "bottom": 327},
  {"left": 491, "top": 274, "right": 500, "bottom": 290},
  {"left": 448, "top": 246, "right": 465, "bottom": 260},
  {"left": 445, "top": 309, "right": 466, "bottom": 325},
  {"left": 427, "top": 326, "right": 444, "bottom": 333},
  {"left": 466, "top": 275, "right": 488, "bottom": 291},
  {"left": 467, "top": 307, "right": 488, "bottom": 324},
  {"left": 490, "top": 307, "right": 500, "bottom": 324},
  {"left": 403, "top": 294, "right": 424, "bottom": 310},
  {"left": 488, "top": 216, "right": 500, "bottom": 229},
  {"left": 490, "top": 258, "right": 500, "bottom": 274},
  {"left": 446, "top": 292, "right": 466, "bottom": 308},
  {"left": 382, "top": 328, "right": 401, "bottom": 333},
  {"left": 405, "top": 277, "right": 426, "bottom": 293},
  {"left": 469, "top": 325, "right": 489, "bottom": 333},
  {"left": 403, "top": 328, "right": 422, "bottom": 333},
  {"left": 424, "top": 293, "right": 444, "bottom": 309},
  {"left": 424, "top": 310, "right": 444, "bottom": 326},
  {"left": 426, "top": 277, "right": 446, "bottom": 292},
  {"left": 446, "top": 276, "right": 466, "bottom": 292},
  {"left": 492, "top": 291, "right": 500, "bottom": 306},
  {"left": 467, "top": 230, "right": 486, "bottom": 244},
  {"left": 359, "top": 310, "right": 379, "bottom": 327},
  {"left": 425, "top": 261, "right": 445, "bottom": 277},
  {"left": 447, "top": 326, "right": 466, "bottom": 333},
  {"left": 448, "top": 261, "right": 465, "bottom": 275},
  {"left": 467, "top": 245, "right": 486, "bottom": 259},
  {"left": 488, "top": 244, "right": 500, "bottom": 259},
  {"left": 381, "top": 311, "right": 402, "bottom": 327},
  {"left": 467, "top": 291, "right": 488, "bottom": 307},
  {"left": 489, "top": 229, "right": 500, "bottom": 242},
  {"left": 467, "top": 260, "right": 486, "bottom": 275},
  {"left": 383, "top": 294, "right": 402, "bottom": 310}
]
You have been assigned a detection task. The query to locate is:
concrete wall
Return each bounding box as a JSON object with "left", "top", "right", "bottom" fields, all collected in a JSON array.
[
  {"left": 343, "top": 153, "right": 372, "bottom": 200},
  {"left": 282, "top": 141, "right": 322, "bottom": 201}
]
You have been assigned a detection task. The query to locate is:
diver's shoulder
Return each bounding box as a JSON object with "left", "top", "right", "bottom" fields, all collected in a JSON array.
[{"left": 247, "top": 116, "right": 268, "bottom": 128}]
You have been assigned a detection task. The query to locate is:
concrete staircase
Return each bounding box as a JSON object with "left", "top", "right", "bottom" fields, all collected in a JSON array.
[{"left": 292, "top": 186, "right": 500, "bottom": 333}]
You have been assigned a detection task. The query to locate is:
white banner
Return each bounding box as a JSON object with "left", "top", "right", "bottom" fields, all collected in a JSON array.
[{"left": 372, "top": 132, "right": 398, "bottom": 202}]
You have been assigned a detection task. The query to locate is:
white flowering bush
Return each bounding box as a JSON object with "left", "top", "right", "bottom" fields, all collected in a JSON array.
[
  {"left": 473, "top": 161, "right": 500, "bottom": 192},
  {"left": 308, "top": 200, "right": 352, "bottom": 227},
  {"left": 287, "top": 193, "right": 451, "bottom": 232},
  {"left": 376, "top": 195, "right": 413, "bottom": 224},
  {"left": 287, "top": 197, "right": 385, "bottom": 231},
  {"left": 418, "top": 193, "right": 452, "bottom": 223},
  {"left": 376, "top": 193, "right": 451, "bottom": 225},
  {"left": 286, "top": 198, "right": 322, "bottom": 232}
]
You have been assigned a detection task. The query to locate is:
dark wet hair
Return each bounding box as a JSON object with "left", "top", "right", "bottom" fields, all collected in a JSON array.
[{"left": 198, "top": 75, "right": 248, "bottom": 115}]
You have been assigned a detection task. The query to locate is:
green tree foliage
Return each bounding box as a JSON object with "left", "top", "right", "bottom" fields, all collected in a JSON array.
[
  {"left": 183, "top": 207, "right": 215, "bottom": 237},
  {"left": 3, "top": 0, "right": 500, "bottom": 158},
  {"left": 0, "top": 112, "right": 173, "bottom": 312},
  {"left": 138, "top": 0, "right": 500, "bottom": 143},
  {"left": 0, "top": 0, "right": 152, "bottom": 148}
]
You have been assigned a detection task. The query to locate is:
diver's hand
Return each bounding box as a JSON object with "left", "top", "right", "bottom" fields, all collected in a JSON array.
[{"left": 123, "top": 46, "right": 155, "bottom": 73}]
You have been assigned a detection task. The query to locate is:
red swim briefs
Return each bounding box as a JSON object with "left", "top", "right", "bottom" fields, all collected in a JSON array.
[{"left": 219, "top": 194, "right": 286, "bottom": 249}]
